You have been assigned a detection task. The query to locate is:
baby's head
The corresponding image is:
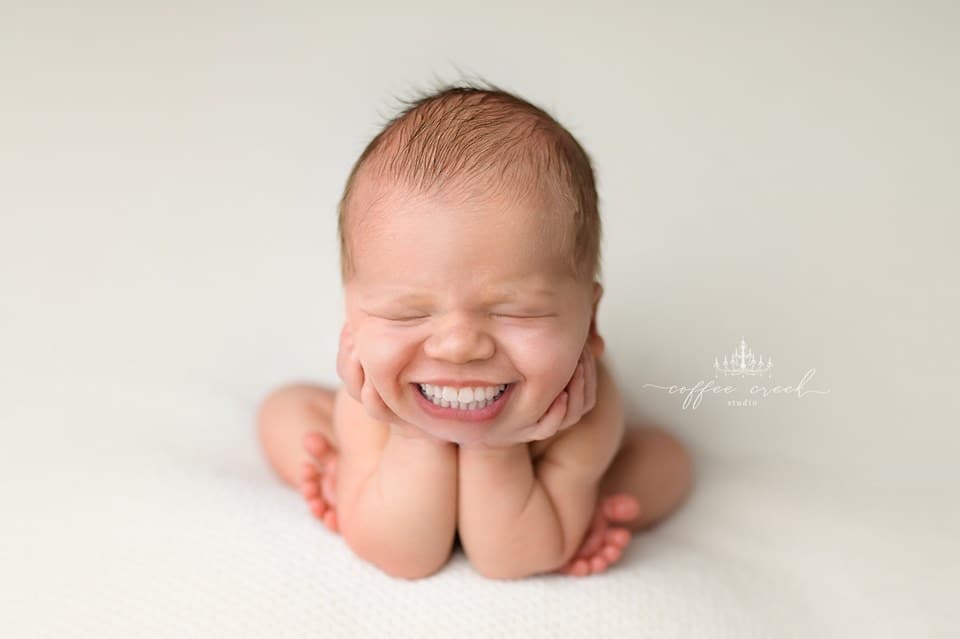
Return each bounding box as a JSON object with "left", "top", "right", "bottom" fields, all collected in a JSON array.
[{"left": 337, "top": 81, "right": 604, "bottom": 445}]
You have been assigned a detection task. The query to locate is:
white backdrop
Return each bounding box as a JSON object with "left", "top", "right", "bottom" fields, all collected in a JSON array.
[{"left": 2, "top": 1, "right": 957, "bottom": 637}]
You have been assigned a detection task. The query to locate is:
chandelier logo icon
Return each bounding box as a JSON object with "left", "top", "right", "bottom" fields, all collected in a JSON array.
[
  {"left": 640, "top": 336, "right": 830, "bottom": 410},
  {"left": 714, "top": 337, "right": 773, "bottom": 378}
]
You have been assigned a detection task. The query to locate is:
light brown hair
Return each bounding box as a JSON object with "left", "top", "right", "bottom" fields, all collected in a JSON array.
[{"left": 337, "top": 78, "right": 602, "bottom": 286}]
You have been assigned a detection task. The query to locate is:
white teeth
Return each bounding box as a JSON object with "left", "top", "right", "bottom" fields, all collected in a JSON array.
[
  {"left": 418, "top": 382, "right": 508, "bottom": 411},
  {"left": 421, "top": 383, "right": 505, "bottom": 399}
]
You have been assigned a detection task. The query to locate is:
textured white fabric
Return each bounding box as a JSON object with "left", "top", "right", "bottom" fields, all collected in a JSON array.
[{"left": 1, "top": 367, "right": 954, "bottom": 637}]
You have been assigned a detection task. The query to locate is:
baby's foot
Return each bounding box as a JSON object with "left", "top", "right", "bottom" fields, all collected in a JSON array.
[
  {"left": 555, "top": 493, "right": 641, "bottom": 576},
  {"left": 299, "top": 431, "right": 339, "bottom": 533}
]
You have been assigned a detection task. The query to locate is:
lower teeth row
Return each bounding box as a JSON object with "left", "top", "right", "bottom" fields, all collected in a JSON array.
[{"left": 420, "top": 387, "right": 506, "bottom": 410}]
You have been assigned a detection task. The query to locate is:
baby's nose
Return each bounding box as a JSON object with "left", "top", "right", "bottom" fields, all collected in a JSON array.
[{"left": 424, "top": 324, "right": 495, "bottom": 363}]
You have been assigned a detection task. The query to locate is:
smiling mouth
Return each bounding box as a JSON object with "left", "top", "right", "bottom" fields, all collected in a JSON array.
[{"left": 416, "top": 383, "right": 510, "bottom": 411}]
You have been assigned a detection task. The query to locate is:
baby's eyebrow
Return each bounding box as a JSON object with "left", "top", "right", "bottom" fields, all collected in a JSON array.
[{"left": 378, "top": 286, "right": 557, "bottom": 305}]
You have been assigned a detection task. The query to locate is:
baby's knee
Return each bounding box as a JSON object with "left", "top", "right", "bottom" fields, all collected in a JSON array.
[
  {"left": 257, "top": 385, "right": 299, "bottom": 435},
  {"left": 257, "top": 384, "right": 331, "bottom": 430},
  {"left": 628, "top": 427, "right": 694, "bottom": 502},
  {"left": 647, "top": 429, "right": 694, "bottom": 502}
]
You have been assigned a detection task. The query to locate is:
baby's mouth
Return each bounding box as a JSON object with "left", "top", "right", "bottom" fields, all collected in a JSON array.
[{"left": 416, "top": 383, "right": 510, "bottom": 411}]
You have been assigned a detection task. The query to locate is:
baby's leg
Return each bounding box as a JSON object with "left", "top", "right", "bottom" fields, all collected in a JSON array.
[
  {"left": 554, "top": 427, "right": 692, "bottom": 576},
  {"left": 257, "top": 383, "right": 341, "bottom": 530},
  {"left": 598, "top": 426, "right": 694, "bottom": 531},
  {"left": 256, "top": 383, "right": 338, "bottom": 489}
]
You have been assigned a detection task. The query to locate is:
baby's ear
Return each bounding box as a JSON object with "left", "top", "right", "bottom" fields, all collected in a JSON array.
[
  {"left": 587, "top": 282, "right": 605, "bottom": 358},
  {"left": 591, "top": 281, "right": 604, "bottom": 309}
]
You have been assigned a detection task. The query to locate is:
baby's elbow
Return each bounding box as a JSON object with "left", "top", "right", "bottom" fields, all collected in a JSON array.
[
  {"left": 471, "top": 557, "right": 539, "bottom": 581},
  {"left": 471, "top": 551, "right": 566, "bottom": 581},
  {"left": 377, "top": 554, "right": 450, "bottom": 580},
  {"left": 466, "top": 527, "right": 567, "bottom": 580},
  {"left": 473, "top": 564, "right": 523, "bottom": 581},
  {"left": 340, "top": 518, "right": 452, "bottom": 580}
]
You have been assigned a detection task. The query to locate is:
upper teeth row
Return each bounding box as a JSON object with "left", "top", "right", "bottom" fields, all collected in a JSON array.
[{"left": 418, "top": 384, "right": 506, "bottom": 403}]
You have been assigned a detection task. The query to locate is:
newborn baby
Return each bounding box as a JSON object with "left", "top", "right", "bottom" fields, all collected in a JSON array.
[{"left": 257, "top": 84, "right": 693, "bottom": 580}]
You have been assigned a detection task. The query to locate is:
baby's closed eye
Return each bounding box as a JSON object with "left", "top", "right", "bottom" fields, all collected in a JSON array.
[{"left": 376, "top": 311, "right": 556, "bottom": 322}]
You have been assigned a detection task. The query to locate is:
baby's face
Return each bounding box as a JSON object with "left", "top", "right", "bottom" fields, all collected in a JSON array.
[{"left": 344, "top": 186, "right": 599, "bottom": 446}]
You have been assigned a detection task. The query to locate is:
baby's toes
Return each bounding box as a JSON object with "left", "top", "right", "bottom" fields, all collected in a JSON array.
[
  {"left": 563, "top": 558, "right": 590, "bottom": 577},
  {"left": 588, "top": 555, "right": 610, "bottom": 574},
  {"left": 601, "top": 543, "right": 623, "bottom": 564},
  {"left": 321, "top": 458, "right": 337, "bottom": 505},
  {"left": 601, "top": 493, "right": 642, "bottom": 523},
  {"left": 301, "top": 479, "right": 329, "bottom": 519},
  {"left": 300, "top": 478, "right": 321, "bottom": 500},
  {"left": 307, "top": 497, "right": 328, "bottom": 519},
  {"left": 298, "top": 462, "right": 331, "bottom": 520},
  {"left": 323, "top": 509, "right": 338, "bottom": 532},
  {"left": 302, "top": 432, "right": 334, "bottom": 466},
  {"left": 300, "top": 460, "right": 322, "bottom": 485},
  {"left": 605, "top": 526, "right": 631, "bottom": 549},
  {"left": 601, "top": 528, "right": 628, "bottom": 559},
  {"left": 585, "top": 528, "right": 631, "bottom": 574}
]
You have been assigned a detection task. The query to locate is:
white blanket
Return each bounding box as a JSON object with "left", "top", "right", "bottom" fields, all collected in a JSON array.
[{"left": 2, "top": 362, "right": 954, "bottom": 637}]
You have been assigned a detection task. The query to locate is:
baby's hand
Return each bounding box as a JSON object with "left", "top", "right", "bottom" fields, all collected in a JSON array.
[
  {"left": 335, "top": 321, "right": 437, "bottom": 441},
  {"left": 336, "top": 321, "right": 398, "bottom": 424},
  {"left": 524, "top": 344, "right": 598, "bottom": 442},
  {"left": 569, "top": 344, "right": 599, "bottom": 423},
  {"left": 465, "top": 345, "right": 598, "bottom": 450}
]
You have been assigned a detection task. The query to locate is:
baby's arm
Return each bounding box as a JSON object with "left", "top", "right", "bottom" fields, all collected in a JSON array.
[
  {"left": 458, "top": 360, "right": 625, "bottom": 579},
  {"left": 333, "top": 390, "right": 458, "bottom": 580},
  {"left": 458, "top": 442, "right": 574, "bottom": 579}
]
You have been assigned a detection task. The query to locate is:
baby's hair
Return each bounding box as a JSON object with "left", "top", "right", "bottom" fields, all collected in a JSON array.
[{"left": 337, "top": 74, "right": 602, "bottom": 286}]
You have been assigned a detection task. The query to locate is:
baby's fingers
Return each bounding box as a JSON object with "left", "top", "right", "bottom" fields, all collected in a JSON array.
[
  {"left": 562, "top": 362, "right": 586, "bottom": 430},
  {"left": 531, "top": 391, "right": 568, "bottom": 440},
  {"left": 583, "top": 349, "right": 597, "bottom": 414},
  {"left": 322, "top": 458, "right": 337, "bottom": 505},
  {"left": 302, "top": 432, "right": 335, "bottom": 467},
  {"left": 360, "top": 379, "right": 391, "bottom": 421}
]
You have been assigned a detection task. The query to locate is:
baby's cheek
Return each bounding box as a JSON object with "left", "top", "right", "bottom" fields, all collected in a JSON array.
[
  {"left": 506, "top": 333, "right": 579, "bottom": 375},
  {"left": 360, "top": 330, "right": 423, "bottom": 389},
  {"left": 503, "top": 344, "right": 579, "bottom": 414}
]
